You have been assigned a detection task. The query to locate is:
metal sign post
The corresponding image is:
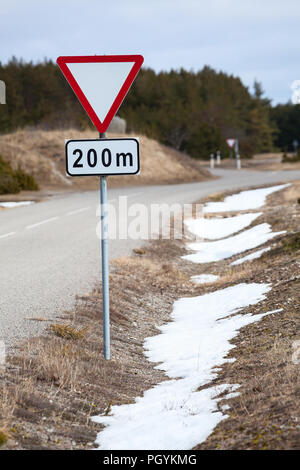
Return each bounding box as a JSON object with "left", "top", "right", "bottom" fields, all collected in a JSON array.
[
  {"left": 293, "top": 139, "right": 299, "bottom": 156},
  {"left": 58, "top": 54, "right": 143, "bottom": 360},
  {"left": 226, "top": 139, "right": 236, "bottom": 161},
  {"left": 99, "top": 132, "right": 110, "bottom": 360},
  {"left": 235, "top": 138, "right": 239, "bottom": 158},
  {"left": 235, "top": 138, "right": 241, "bottom": 169},
  {"left": 65, "top": 135, "right": 140, "bottom": 360}
]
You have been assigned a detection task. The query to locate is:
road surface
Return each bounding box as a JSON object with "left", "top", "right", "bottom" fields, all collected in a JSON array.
[{"left": 1, "top": 167, "right": 300, "bottom": 346}]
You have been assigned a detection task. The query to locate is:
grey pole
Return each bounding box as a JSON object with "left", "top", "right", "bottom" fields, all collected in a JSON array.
[
  {"left": 99, "top": 132, "right": 110, "bottom": 360},
  {"left": 293, "top": 139, "right": 299, "bottom": 156},
  {"left": 235, "top": 138, "right": 239, "bottom": 158},
  {"left": 235, "top": 138, "right": 240, "bottom": 169}
]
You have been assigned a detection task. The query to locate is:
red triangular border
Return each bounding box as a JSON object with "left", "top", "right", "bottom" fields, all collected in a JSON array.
[{"left": 57, "top": 55, "right": 144, "bottom": 133}]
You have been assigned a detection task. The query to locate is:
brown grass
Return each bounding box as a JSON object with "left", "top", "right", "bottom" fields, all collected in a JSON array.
[
  {"left": 0, "top": 128, "right": 211, "bottom": 194},
  {"left": 49, "top": 324, "right": 87, "bottom": 340},
  {"left": 0, "top": 179, "right": 299, "bottom": 449},
  {"left": 196, "top": 315, "right": 300, "bottom": 450},
  {"left": 0, "top": 428, "right": 9, "bottom": 447},
  {"left": 0, "top": 385, "right": 15, "bottom": 447},
  {"left": 0, "top": 251, "right": 192, "bottom": 449},
  {"left": 196, "top": 151, "right": 300, "bottom": 172},
  {"left": 190, "top": 188, "right": 300, "bottom": 449}
]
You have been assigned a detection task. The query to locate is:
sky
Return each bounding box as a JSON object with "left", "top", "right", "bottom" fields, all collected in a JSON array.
[{"left": 1, "top": 0, "right": 299, "bottom": 104}]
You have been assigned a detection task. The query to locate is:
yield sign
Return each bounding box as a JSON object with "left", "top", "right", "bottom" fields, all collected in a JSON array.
[
  {"left": 57, "top": 55, "right": 144, "bottom": 133},
  {"left": 226, "top": 138, "right": 236, "bottom": 149}
]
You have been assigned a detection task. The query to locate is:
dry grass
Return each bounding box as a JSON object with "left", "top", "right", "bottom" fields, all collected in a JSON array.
[
  {"left": 49, "top": 324, "right": 87, "bottom": 340},
  {"left": 196, "top": 312, "right": 300, "bottom": 450},
  {"left": 252, "top": 152, "right": 300, "bottom": 171},
  {"left": 0, "top": 251, "right": 192, "bottom": 449},
  {"left": 190, "top": 187, "right": 300, "bottom": 449},
  {"left": 0, "top": 128, "right": 211, "bottom": 194},
  {"left": 197, "top": 151, "right": 300, "bottom": 171},
  {"left": 281, "top": 180, "right": 300, "bottom": 203},
  {"left": 0, "top": 428, "right": 9, "bottom": 447},
  {"left": 0, "top": 179, "right": 299, "bottom": 449},
  {"left": 0, "top": 385, "right": 15, "bottom": 447}
]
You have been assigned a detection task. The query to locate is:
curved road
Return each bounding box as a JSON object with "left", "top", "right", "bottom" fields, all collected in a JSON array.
[{"left": 1, "top": 167, "right": 300, "bottom": 346}]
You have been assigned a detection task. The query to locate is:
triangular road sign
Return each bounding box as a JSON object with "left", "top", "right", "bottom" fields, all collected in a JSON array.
[
  {"left": 226, "top": 138, "right": 236, "bottom": 149},
  {"left": 57, "top": 54, "right": 144, "bottom": 133}
]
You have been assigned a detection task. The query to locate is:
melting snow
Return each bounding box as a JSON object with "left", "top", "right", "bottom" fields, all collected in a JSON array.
[
  {"left": 0, "top": 201, "right": 34, "bottom": 208},
  {"left": 231, "top": 247, "right": 271, "bottom": 266},
  {"left": 183, "top": 223, "right": 285, "bottom": 264},
  {"left": 204, "top": 184, "right": 290, "bottom": 213},
  {"left": 185, "top": 212, "right": 261, "bottom": 240},
  {"left": 93, "top": 283, "right": 282, "bottom": 450},
  {"left": 190, "top": 274, "right": 219, "bottom": 284},
  {"left": 92, "top": 183, "right": 287, "bottom": 450}
]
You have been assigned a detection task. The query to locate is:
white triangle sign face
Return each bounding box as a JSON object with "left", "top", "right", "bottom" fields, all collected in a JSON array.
[
  {"left": 57, "top": 55, "right": 144, "bottom": 133},
  {"left": 226, "top": 138, "right": 236, "bottom": 149}
]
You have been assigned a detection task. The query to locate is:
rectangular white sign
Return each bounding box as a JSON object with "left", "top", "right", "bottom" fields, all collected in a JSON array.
[{"left": 66, "top": 138, "right": 139, "bottom": 176}]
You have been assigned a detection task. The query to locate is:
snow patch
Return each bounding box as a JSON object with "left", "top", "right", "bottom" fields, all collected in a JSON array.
[
  {"left": 185, "top": 212, "right": 261, "bottom": 240},
  {"left": 190, "top": 274, "right": 219, "bottom": 284},
  {"left": 0, "top": 201, "right": 34, "bottom": 208},
  {"left": 231, "top": 247, "right": 271, "bottom": 266},
  {"left": 93, "top": 283, "right": 282, "bottom": 450},
  {"left": 183, "top": 223, "right": 285, "bottom": 264},
  {"left": 204, "top": 184, "right": 290, "bottom": 213}
]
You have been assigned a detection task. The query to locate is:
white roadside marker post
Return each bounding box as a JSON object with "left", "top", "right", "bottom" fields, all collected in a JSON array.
[
  {"left": 210, "top": 153, "right": 215, "bottom": 169},
  {"left": 216, "top": 150, "right": 221, "bottom": 165},
  {"left": 99, "top": 132, "right": 110, "bottom": 360}
]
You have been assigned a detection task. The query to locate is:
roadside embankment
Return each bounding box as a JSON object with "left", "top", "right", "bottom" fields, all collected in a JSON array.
[
  {"left": 0, "top": 181, "right": 299, "bottom": 450},
  {"left": 0, "top": 129, "right": 212, "bottom": 196}
]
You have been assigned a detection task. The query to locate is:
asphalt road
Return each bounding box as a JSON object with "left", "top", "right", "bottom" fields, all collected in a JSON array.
[{"left": 1, "top": 167, "right": 300, "bottom": 347}]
